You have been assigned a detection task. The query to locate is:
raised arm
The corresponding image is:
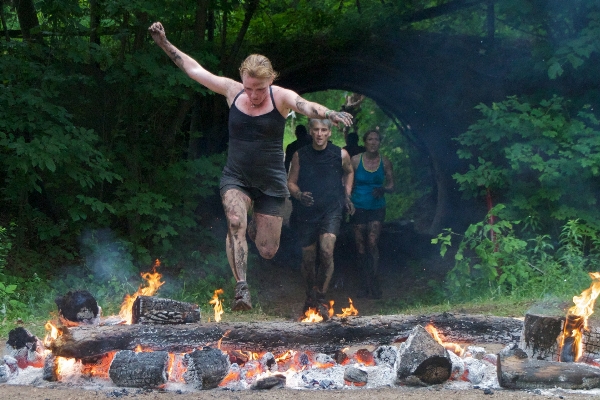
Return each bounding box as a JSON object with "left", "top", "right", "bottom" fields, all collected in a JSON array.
[
  {"left": 342, "top": 149, "right": 355, "bottom": 215},
  {"left": 148, "top": 22, "right": 239, "bottom": 100},
  {"left": 276, "top": 87, "right": 353, "bottom": 127}
]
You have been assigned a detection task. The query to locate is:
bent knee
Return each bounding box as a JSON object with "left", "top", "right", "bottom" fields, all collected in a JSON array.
[
  {"left": 227, "top": 215, "right": 246, "bottom": 233},
  {"left": 258, "top": 243, "right": 279, "bottom": 259}
]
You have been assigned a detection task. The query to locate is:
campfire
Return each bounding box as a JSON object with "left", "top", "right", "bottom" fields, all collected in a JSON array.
[{"left": 5, "top": 266, "right": 600, "bottom": 393}]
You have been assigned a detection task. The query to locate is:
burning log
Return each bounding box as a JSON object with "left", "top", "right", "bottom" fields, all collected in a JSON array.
[
  {"left": 49, "top": 313, "right": 522, "bottom": 359},
  {"left": 497, "top": 345, "right": 600, "bottom": 390},
  {"left": 43, "top": 354, "right": 59, "bottom": 382},
  {"left": 6, "top": 327, "right": 45, "bottom": 368},
  {"left": 183, "top": 347, "right": 230, "bottom": 389},
  {"left": 108, "top": 350, "right": 169, "bottom": 388},
  {"left": 520, "top": 313, "right": 564, "bottom": 361},
  {"left": 55, "top": 290, "right": 101, "bottom": 326},
  {"left": 132, "top": 295, "right": 201, "bottom": 325},
  {"left": 396, "top": 325, "right": 451, "bottom": 385},
  {"left": 344, "top": 366, "right": 368, "bottom": 385}
]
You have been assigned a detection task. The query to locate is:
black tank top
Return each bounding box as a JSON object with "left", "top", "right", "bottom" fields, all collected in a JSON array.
[
  {"left": 221, "top": 87, "right": 288, "bottom": 197},
  {"left": 295, "top": 142, "right": 345, "bottom": 221}
]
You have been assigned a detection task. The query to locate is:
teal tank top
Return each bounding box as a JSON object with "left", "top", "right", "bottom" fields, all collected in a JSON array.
[{"left": 351, "top": 154, "right": 386, "bottom": 210}]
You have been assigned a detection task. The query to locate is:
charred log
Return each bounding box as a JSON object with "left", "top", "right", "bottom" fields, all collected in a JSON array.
[
  {"left": 520, "top": 313, "right": 563, "bottom": 361},
  {"left": 43, "top": 354, "right": 59, "bottom": 382},
  {"left": 49, "top": 313, "right": 522, "bottom": 359},
  {"left": 6, "top": 327, "right": 45, "bottom": 368},
  {"left": 55, "top": 290, "right": 100, "bottom": 326},
  {"left": 396, "top": 325, "right": 451, "bottom": 385},
  {"left": 108, "top": 350, "right": 169, "bottom": 388},
  {"left": 497, "top": 356, "right": 600, "bottom": 389},
  {"left": 252, "top": 374, "right": 286, "bottom": 390},
  {"left": 132, "top": 295, "right": 201, "bottom": 325},
  {"left": 183, "top": 347, "right": 230, "bottom": 389}
]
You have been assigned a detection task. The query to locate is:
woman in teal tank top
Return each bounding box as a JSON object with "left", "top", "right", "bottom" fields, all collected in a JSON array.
[{"left": 350, "top": 130, "right": 394, "bottom": 299}]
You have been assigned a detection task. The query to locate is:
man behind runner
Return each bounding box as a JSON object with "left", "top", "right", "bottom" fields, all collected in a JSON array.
[
  {"left": 148, "top": 22, "right": 353, "bottom": 311},
  {"left": 287, "top": 119, "right": 355, "bottom": 318}
]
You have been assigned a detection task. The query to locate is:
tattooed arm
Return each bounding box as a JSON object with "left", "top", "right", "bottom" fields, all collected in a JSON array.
[
  {"left": 275, "top": 87, "right": 353, "bottom": 127},
  {"left": 148, "top": 22, "right": 239, "bottom": 99}
]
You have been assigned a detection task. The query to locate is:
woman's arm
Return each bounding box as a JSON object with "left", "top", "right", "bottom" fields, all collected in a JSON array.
[
  {"left": 148, "top": 22, "right": 240, "bottom": 99},
  {"left": 383, "top": 157, "right": 395, "bottom": 193},
  {"left": 287, "top": 152, "right": 313, "bottom": 207},
  {"left": 276, "top": 87, "right": 353, "bottom": 127},
  {"left": 342, "top": 149, "right": 355, "bottom": 215}
]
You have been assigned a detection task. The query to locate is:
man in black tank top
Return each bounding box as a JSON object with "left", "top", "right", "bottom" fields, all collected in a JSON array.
[
  {"left": 288, "top": 119, "right": 355, "bottom": 319},
  {"left": 149, "top": 22, "right": 354, "bottom": 312}
]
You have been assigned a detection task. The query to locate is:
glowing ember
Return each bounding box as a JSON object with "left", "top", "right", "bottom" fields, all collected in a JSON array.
[
  {"left": 336, "top": 298, "right": 358, "bottom": 317},
  {"left": 210, "top": 288, "right": 225, "bottom": 322},
  {"left": 275, "top": 350, "right": 294, "bottom": 363},
  {"left": 81, "top": 352, "right": 115, "bottom": 379},
  {"left": 559, "top": 271, "right": 600, "bottom": 362},
  {"left": 119, "top": 259, "right": 165, "bottom": 324},
  {"left": 425, "top": 324, "right": 465, "bottom": 356},
  {"left": 56, "top": 357, "right": 82, "bottom": 379},
  {"left": 354, "top": 348, "right": 375, "bottom": 366},
  {"left": 167, "top": 353, "right": 187, "bottom": 382},
  {"left": 328, "top": 300, "right": 335, "bottom": 319},
  {"left": 301, "top": 308, "right": 323, "bottom": 323}
]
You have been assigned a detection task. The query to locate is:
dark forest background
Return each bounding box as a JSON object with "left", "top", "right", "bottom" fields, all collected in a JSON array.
[{"left": 1, "top": 0, "right": 600, "bottom": 329}]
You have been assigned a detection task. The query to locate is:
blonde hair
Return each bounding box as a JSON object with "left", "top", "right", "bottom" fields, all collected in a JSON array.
[{"left": 239, "top": 54, "right": 279, "bottom": 80}]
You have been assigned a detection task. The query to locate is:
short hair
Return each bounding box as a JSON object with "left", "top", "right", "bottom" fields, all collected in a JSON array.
[
  {"left": 309, "top": 118, "right": 332, "bottom": 130},
  {"left": 362, "top": 129, "right": 382, "bottom": 143},
  {"left": 239, "top": 54, "right": 278, "bottom": 80},
  {"left": 295, "top": 125, "right": 308, "bottom": 138}
]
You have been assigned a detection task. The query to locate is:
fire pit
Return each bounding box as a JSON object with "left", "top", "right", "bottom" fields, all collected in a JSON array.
[{"left": 4, "top": 267, "right": 600, "bottom": 395}]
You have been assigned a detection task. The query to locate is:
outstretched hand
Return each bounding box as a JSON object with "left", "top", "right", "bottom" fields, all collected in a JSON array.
[
  {"left": 328, "top": 111, "right": 353, "bottom": 127},
  {"left": 148, "top": 22, "right": 167, "bottom": 45}
]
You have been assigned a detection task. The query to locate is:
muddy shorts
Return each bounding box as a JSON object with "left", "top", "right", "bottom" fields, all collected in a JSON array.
[
  {"left": 296, "top": 206, "right": 343, "bottom": 248},
  {"left": 351, "top": 207, "right": 386, "bottom": 225},
  {"left": 221, "top": 184, "right": 286, "bottom": 217}
]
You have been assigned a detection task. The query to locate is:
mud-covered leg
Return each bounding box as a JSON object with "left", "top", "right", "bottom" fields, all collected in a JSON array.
[
  {"left": 253, "top": 213, "right": 282, "bottom": 259},
  {"left": 301, "top": 243, "right": 317, "bottom": 313},
  {"left": 353, "top": 224, "right": 370, "bottom": 298},
  {"left": 317, "top": 233, "right": 337, "bottom": 296},
  {"left": 222, "top": 189, "right": 252, "bottom": 310},
  {"left": 366, "top": 220, "right": 383, "bottom": 299}
]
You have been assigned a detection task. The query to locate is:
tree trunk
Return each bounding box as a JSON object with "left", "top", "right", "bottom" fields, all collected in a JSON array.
[
  {"left": 0, "top": 0, "right": 10, "bottom": 42},
  {"left": 89, "top": 0, "right": 101, "bottom": 46},
  {"left": 497, "top": 356, "right": 600, "bottom": 390},
  {"left": 195, "top": 0, "right": 208, "bottom": 41},
  {"left": 15, "top": 0, "right": 42, "bottom": 42},
  {"left": 222, "top": 0, "right": 260, "bottom": 70},
  {"left": 49, "top": 313, "right": 522, "bottom": 359}
]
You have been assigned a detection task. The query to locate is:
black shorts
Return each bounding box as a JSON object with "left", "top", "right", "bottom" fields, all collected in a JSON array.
[
  {"left": 220, "top": 184, "right": 286, "bottom": 217},
  {"left": 351, "top": 207, "right": 386, "bottom": 225},
  {"left": 296, "top": 207, "right": 343, "bottom": 248}
]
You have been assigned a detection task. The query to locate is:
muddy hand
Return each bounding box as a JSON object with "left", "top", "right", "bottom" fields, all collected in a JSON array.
[
  {"left": 346, "top": 199, "right": 355, "bottom": 215},
  {"left": 148, "top": 22, "right": 167, "bottom": 44},
  {"left": 299, "top": 191, "right": 314, "bottom": 207},
  {"left": 329, "top": 111, "right": 353, "bottom": 127}
]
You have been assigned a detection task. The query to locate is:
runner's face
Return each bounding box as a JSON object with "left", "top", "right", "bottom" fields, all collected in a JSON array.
[
  {"left": 241, "top": 74, "right": 272, "bottom": 107},
  {"left": 310, "top": 122, "right": 331, "bottom": 149},
  {"left": 365, "top": 132, "right": 381, "bottom": 152}
]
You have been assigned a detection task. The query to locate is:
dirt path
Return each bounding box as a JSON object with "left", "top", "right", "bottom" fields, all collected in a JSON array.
[{"left": 1, "top": 383, "right": 597, "bottom": 400}]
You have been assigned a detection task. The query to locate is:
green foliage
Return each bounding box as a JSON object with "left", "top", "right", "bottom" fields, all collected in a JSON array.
[
  {"left": 433, "top": 207, "right": 597, "bottom": 301},
  {"left": 454, "top": 95, "right": 600, "bottom": 231}
]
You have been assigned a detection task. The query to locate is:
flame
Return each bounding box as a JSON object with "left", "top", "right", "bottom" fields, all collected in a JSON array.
[
  {"left": 275, "top": 350, "right": 294, "bottom": 363},
  {"left": 559, "top": 272, "right": 600, "bottom": 362},
  {"left": 425, "top": 324, "right": 465, "bottom": 356},
  {"left": 328, "top": 300, "right": 335, "bottom": 319},
  {"left": 336, "top": 298, "right": 358, "bottom": 317},
  {"left": 119, "top": 259, "right": 165, "bottom": 324},
  {"left": 219, "top": 368, "right": 241, "bottom": 386},
  {"left": 44, "top": 321, "right": 60, "bottom": 347},
  {"left": 82, "top": 352, "right": 115, "bottom": 378},
  {"left": 56, "top": 357, "right": 82, "bottom": 379},
  {"left": 301, "top": 308, "right": 323, "bottom": 323},
  {"left": 167, "top": 353, "right": 187, "bottom": 382},
  {"left": 210, "top": 288, "right": 224, "bottom": 322}
]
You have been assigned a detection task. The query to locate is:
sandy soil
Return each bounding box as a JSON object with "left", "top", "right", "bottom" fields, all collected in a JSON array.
[{"left": 1, "top": 382, "right": 598, "bottom": 399}]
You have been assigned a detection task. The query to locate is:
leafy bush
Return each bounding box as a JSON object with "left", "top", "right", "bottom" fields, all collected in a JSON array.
[
  {"left": 453, "top": 95, "right": 600, "bottom": 232},
  {"left": 433, "top": 205, "right": 596, "bottom": 301}
]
